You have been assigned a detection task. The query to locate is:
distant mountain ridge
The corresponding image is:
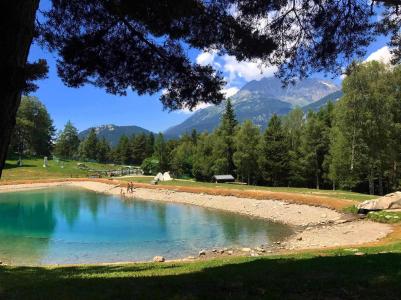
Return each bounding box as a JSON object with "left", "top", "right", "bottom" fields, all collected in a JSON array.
[
  {"left": 302, "top": 90, "right": 343, "bottom": 112},
  {"left": 164, "top": 77, "right": 341, "bottom": 138},
  {"left": 79, "top": 124, "right": 152, "bottom": 146}
]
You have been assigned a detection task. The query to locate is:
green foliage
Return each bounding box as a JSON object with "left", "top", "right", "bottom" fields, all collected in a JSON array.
[
  {"left": 330, "top": 62, "right": 399, "bottom": 194},
  {"left": 113, "top": 135, "right": 132, "bottom": 165},
  {"left": 258, "top": 114, "right": 289, "bottom": 186},
  {"left": 78, "top": 128, "right": 99, "bottom": 162},
  {"left": 233, "top": 120, "right": 260, "bottom": 184},
  {"left": 367, "top": 211, "right": 401, "bottom": 224},
  {"left": 170, "top": 135, "right": 195, "bottom": 177},
  {"left": 192, "top": 133, "right": 215, "bottom": 181},
  {"left": 153, "top": 133, "right": 168, "bottom": 172},
  {"left": 8, "top": 96, "right": 54, "bottom": 157},
  {"left": 212, "top": 99, "right": 238, "bottom": 175},
  {"left": 299, "top": 107, "right": 332, "bottom": 189},
  {"left": 131, "top": 133, "right": 147, "bottom": 165},
  {"left": 96, "top": 138, "right": 111, "bottom": 163},
  {"left": 141, "top": 157, "right": 159, "bottom": 175},
  {"left": 54, "top": 121, "right": 80, "bottom": 159}
]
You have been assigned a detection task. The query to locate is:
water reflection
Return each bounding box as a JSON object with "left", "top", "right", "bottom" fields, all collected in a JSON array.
[{"left": 0, "top": 187, "right": 293, "bottom": 265}]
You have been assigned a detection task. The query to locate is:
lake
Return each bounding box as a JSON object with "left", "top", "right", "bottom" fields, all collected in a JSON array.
[{"left": 0, "top": 187, "right": 293, "bottom": 265}]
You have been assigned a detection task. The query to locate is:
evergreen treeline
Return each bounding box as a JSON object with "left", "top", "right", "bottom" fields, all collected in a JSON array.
[{"left": 12, "top": 61, "right": 401, "bottom": 195}]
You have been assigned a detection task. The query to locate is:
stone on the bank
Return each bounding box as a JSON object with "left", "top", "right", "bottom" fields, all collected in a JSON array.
[
  {"left": 241, "top": 247, "right": 252, "bottom": 252},
  {"left": 255, "top": 247, "right": 265, "bottom": 252},
  {"left": 357, "top": 192, "right": 401, "bottom": 212},
  {"left": 153, "top": 256, "right": 165, "bottom": 262},
  {"left": 250, "top": 251, "right": 258, "bottom": 257},
  {"left": 199, "top": 250, "right": 206, "bottom": 256},
  {"left": 227, "top": 250, "right": 233, "bottom": 255}
]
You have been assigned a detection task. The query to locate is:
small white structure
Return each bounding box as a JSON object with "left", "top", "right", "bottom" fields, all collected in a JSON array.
[
  {"left": 154, "top": 171, "right": 173, "bottom": 182},
  {"left": 43, "top": 156, "right": 48, "bottom": 168},
  {"left": 154, "top": 172, "right": 164, "bottom": 181},
  {"left": 162, "top": 172, "right": 172, "bottom": 181}
]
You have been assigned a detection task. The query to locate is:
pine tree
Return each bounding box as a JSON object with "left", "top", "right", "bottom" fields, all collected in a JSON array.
[
  {"left": 79, "top": 128, "right": 98, "bottom": 161},
  {"left": 171, "top": 135, "right": 195, "bottom": 177},
  {"left": 300, "top": 108, "right": 332, "bottom": 190},
  {"left": 192, "top": 133, "right": 215, "bottom": 181},
  {"left": 54, "top": 121, "right": 80, "bottom": 159},
  {"left": 233, "top": 120, "right": 260, "bottom": 184},
  {"left": 114, "top": 135, "right": 132, "bottom": 165},
  {"left": 282, "top": 108, "right": 305, "bottom": 186},
  {"left": 145, "top": 133, "right": 155, "bottom": 158},
  {"left": 131, "top": 133, "right": 147, "bottom": 165},
  {"left": 96, "top": 137, "right": 111, "bottom": 163},
  {"left": 213, "top": 98, "right": 237, "bottom": 175},
  {"left": 258, "top": 114, "right": 289, "bottom": 186},
  {"left": 154, "top": 133, "right": 168, "bottom": 172}
]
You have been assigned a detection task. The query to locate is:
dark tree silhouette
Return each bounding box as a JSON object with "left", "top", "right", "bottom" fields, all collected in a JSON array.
[{"left": 0, "top": 0, "right": 400, "bottom": 177}]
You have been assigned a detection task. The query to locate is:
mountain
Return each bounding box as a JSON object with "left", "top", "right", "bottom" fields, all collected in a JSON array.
[
  {"left": 79, "top": 124, "right": 152, "bottom": 146},
  {"left": 302, "top": 90, "right": 343, "bottom": 112},
  {"left": 164, "top": 77, "right": 340, "bottom": 138}
]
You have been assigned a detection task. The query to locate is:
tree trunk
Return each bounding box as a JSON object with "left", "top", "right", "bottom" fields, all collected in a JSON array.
[
  {"left": 378, "top": 172, "right": 384, "bottom": 196},
  {"left": 0, "top": 1, "right": 39, "bottom": 178},
  {"left": 350, "top": 127, "right": 356, "bottom": 171},
  {"left": 368, "top": 168, "right": 375, "bottom": 195}
]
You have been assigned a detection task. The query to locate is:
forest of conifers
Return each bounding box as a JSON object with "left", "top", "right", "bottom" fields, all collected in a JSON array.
[{"left": 9, "top": 61, "right": 401, "bottom": 195}]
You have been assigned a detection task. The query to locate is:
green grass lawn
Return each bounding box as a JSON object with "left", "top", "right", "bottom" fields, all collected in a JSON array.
[
  {"left": 367, "top": 211, "right": 401, "bottom": 223},
  {"left": 120, "top": 176, "right": 376, "bottom": 201},
  {"left": 2, "top": 158, "right": 124, "bottom": 181},
  {"left": 1, "top": 157, "right": 375, "bottom": 201},
  {"left": 1, "top": 242, "right": 401, "bottom": 299}
]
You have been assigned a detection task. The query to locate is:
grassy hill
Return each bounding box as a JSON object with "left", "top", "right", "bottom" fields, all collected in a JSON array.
[{"left": 2, "top": 158, "right": 123, "bottom": 181}]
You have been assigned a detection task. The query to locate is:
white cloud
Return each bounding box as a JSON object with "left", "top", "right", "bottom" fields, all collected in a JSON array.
[
  {"left": 365, "top": 46, "right": 393, "bottom": 64},
  {"left": 222, "top": 55, "right": 277, "bottom": 83},
  {"left": 222, "top": 86, "right": 240, "bottom": 98},
  {"left": 196, "top": 50, "right": 277, "bottom": 85},
  {"left": 196, "top": 51, "right": 217, "bottom": 66},
  {"left": 178, "top": 86, "right": 239, "bottom": 114},
  {"left": 178, "top": 102, "right": 213, "bottom": 114}
]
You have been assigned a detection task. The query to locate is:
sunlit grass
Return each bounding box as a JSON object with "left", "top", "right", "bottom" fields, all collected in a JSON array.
[
  {"left": 120, "top": 176, "right": 376, "bottom": 201},
  {"left": 1, "top": 240, "right": 401, "bottom": 299},
  {"left": 2, "top": 158, "right": 123, "bottom": 181}
]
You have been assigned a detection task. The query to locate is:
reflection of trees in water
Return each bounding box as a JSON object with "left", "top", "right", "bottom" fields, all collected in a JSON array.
[
  {"left": 0, "top": 191, "right": 57, "bottom": 263},
  {"left": 57, "top": 190, "right": 81, "bottom": 227},
  {"left": 121, "top": 199, "right": 168, "bottom": 231},
  {"left": 202, "top": 210, "right": 291, "bottom": 244},
  {"left": 85, "top": 192, "right": 109, "bottom": 220}
]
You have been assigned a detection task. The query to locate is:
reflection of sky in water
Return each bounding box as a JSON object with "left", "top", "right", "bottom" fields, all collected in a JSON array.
[{"left": 0, "top": 187, "right": 293, "bottom": 265}]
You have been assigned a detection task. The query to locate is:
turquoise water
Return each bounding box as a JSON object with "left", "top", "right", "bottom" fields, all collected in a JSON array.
[{"left": 0, "top": 187, "right": 293, "bottom": 265}]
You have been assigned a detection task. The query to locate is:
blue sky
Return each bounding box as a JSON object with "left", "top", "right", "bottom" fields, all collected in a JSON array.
[{"left": 28, "top": 2, "right": 392, "bottom": 134}]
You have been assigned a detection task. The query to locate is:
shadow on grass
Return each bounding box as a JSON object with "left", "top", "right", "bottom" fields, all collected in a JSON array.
[
  {"left": 1, "top": 253, "right": 401, "bottom": 299},
  {"left": 4, "top": 162, "right": 36, "bottom": 169}
]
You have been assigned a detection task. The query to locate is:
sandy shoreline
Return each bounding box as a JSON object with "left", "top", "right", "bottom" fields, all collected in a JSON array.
[{"left": 0, "top": 180, "right": 393, "bottom": 257}]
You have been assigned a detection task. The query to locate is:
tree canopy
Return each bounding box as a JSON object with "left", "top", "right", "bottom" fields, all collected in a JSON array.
[{"left": 1, "top": 0, "right": 401, "bottom": 177}]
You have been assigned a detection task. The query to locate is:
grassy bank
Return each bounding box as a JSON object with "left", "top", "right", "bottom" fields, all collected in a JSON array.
[
  {"left": 120, "top": 176, "right": 375, "bottom": 202},
  {"left": 1, "top": 158, "right": 375, "bottom": 202},
  {"left": 2, "top": 158, "right": 123, "bottom": 181},
  {"left": 1, "top": 241, "right": 401, "bottom": 299}
]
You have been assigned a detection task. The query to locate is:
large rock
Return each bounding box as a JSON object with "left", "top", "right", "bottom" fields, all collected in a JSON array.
[{"left": 358, "top": 192, "right": 401, "bottom": 212}]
